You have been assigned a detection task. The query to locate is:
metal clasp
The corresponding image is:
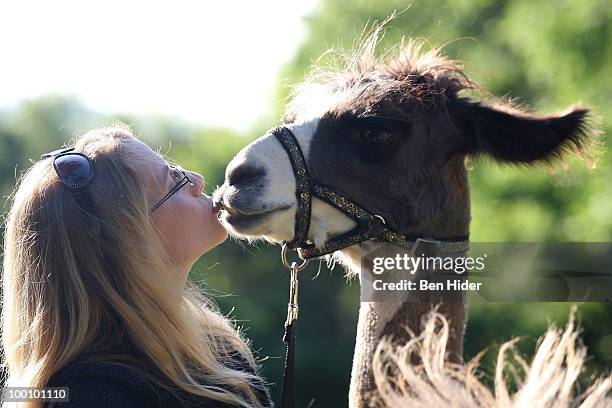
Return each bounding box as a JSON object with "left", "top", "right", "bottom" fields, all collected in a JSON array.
[
  {"left": 281, "top": 242, "right": 309, "bottom": 326},
  {"left": 286, "top": 266, "right": 299, "bottom": 325}
]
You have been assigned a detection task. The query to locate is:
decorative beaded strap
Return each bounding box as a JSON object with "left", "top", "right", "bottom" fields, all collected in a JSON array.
[{"left": 273, "top": 127, "right": 312, "bottom": 249}]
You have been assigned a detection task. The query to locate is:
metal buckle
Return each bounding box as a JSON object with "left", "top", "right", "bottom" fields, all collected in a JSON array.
[
  {"left": 373, "top": 214, "right": 387, "bottom": 224},
  {"left": 409, "top": 237, "right": 442, "bottom": 257}
]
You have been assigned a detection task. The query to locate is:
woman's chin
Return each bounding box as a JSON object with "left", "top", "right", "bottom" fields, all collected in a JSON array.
[{"left": 207, "top": 217, "right": 230, "bottom": 250}]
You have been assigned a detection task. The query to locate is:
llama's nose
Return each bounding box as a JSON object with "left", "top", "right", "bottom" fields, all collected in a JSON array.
[{"left": 227, "top": 164, "right": 266, "bottom": 187}]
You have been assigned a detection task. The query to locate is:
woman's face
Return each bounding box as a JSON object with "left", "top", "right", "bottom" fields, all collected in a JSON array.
[{"left": 128, "top": 139, "right": 228, "bottom": 277}]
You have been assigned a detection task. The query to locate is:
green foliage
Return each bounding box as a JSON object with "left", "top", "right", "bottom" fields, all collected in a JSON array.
[{"left": 0, "top": 1, "right": 610, "bottom": 406}]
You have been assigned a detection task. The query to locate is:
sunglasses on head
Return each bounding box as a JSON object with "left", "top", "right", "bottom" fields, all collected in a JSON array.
[{"left": 41, "top": 147, "right": 97, "bottom": 215}]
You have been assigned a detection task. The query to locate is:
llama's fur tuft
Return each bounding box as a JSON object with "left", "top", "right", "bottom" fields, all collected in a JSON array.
[{"left": 370, "top": 310, "right": 612, "bottom": 408}]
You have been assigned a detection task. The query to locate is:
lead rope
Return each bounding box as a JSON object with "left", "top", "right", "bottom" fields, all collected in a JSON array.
[{"left": 280, "top": 243, "right": 309, "bottom": 408}]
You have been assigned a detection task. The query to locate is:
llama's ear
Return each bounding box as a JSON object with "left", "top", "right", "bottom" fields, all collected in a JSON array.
[{"left": 454, "top": 100, "right": 591, "bottom": 164}]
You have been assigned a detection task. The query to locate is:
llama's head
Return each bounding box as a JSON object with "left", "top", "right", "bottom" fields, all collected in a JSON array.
[{"left": 213, "top": 40, "right": 594, "bottom": 255}]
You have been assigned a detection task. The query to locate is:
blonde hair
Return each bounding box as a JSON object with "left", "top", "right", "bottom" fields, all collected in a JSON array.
[{"left": 1, "top": 125, "right": 267, "bottom": 407}]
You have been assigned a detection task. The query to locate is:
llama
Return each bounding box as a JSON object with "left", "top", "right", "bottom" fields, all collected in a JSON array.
[{"left": 212, "top": 36, "right": 608, "bottom": 406}]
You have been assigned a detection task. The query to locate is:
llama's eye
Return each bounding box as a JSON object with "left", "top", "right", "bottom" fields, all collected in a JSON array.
[{"left": 359, "top": 129, "right": 394, "bottom": 145}]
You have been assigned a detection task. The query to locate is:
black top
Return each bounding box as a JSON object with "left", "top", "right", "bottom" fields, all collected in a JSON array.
[{"left": 44, "top": 355, "right": 273, "bottom": 408}]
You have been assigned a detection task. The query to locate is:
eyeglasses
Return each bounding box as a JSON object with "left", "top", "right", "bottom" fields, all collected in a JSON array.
[
  {"left": 41, "top": 147, "right": 97, "bottom": 215},
  {"left": 149, "top": 165, "right": 193, "bottom": 213}
]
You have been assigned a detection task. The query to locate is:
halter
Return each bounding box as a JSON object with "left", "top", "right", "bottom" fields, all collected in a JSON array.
[
  {"left": 273, "top": 126, "right": 470, "bottom": 261},
  {"left": 273, "top": 125, "right": 469, "bottom": 408}
]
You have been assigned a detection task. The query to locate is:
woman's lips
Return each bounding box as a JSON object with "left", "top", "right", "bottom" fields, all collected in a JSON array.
[{"left": 212, "top": 199, "right": 246, "bottom": 217}]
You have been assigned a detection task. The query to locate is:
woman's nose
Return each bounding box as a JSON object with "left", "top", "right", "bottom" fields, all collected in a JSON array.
[{"left": 190, "top": 172, "right": 205, "bottom": 196}]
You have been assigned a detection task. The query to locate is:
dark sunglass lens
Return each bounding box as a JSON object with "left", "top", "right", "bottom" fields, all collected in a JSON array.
[{"left": 54, "top": 155, "right": 92, "bottom": 186}]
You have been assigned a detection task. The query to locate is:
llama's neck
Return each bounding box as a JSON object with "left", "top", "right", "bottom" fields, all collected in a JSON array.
[
  {"left": 340, "top": 241, "right": 468, "bottom": 408},
  {"left": 319, "top": 156, "right": 471, "bottom": 407}
]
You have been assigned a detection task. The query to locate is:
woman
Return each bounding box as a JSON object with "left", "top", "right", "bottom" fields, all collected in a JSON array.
[{"left": 1, "top": 125, "right": 272, "bottom": 407}]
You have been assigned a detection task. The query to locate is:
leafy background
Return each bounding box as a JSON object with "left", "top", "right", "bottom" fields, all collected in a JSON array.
[{"left": 1, "top": 1, "right": 611, "bottom": 406}]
